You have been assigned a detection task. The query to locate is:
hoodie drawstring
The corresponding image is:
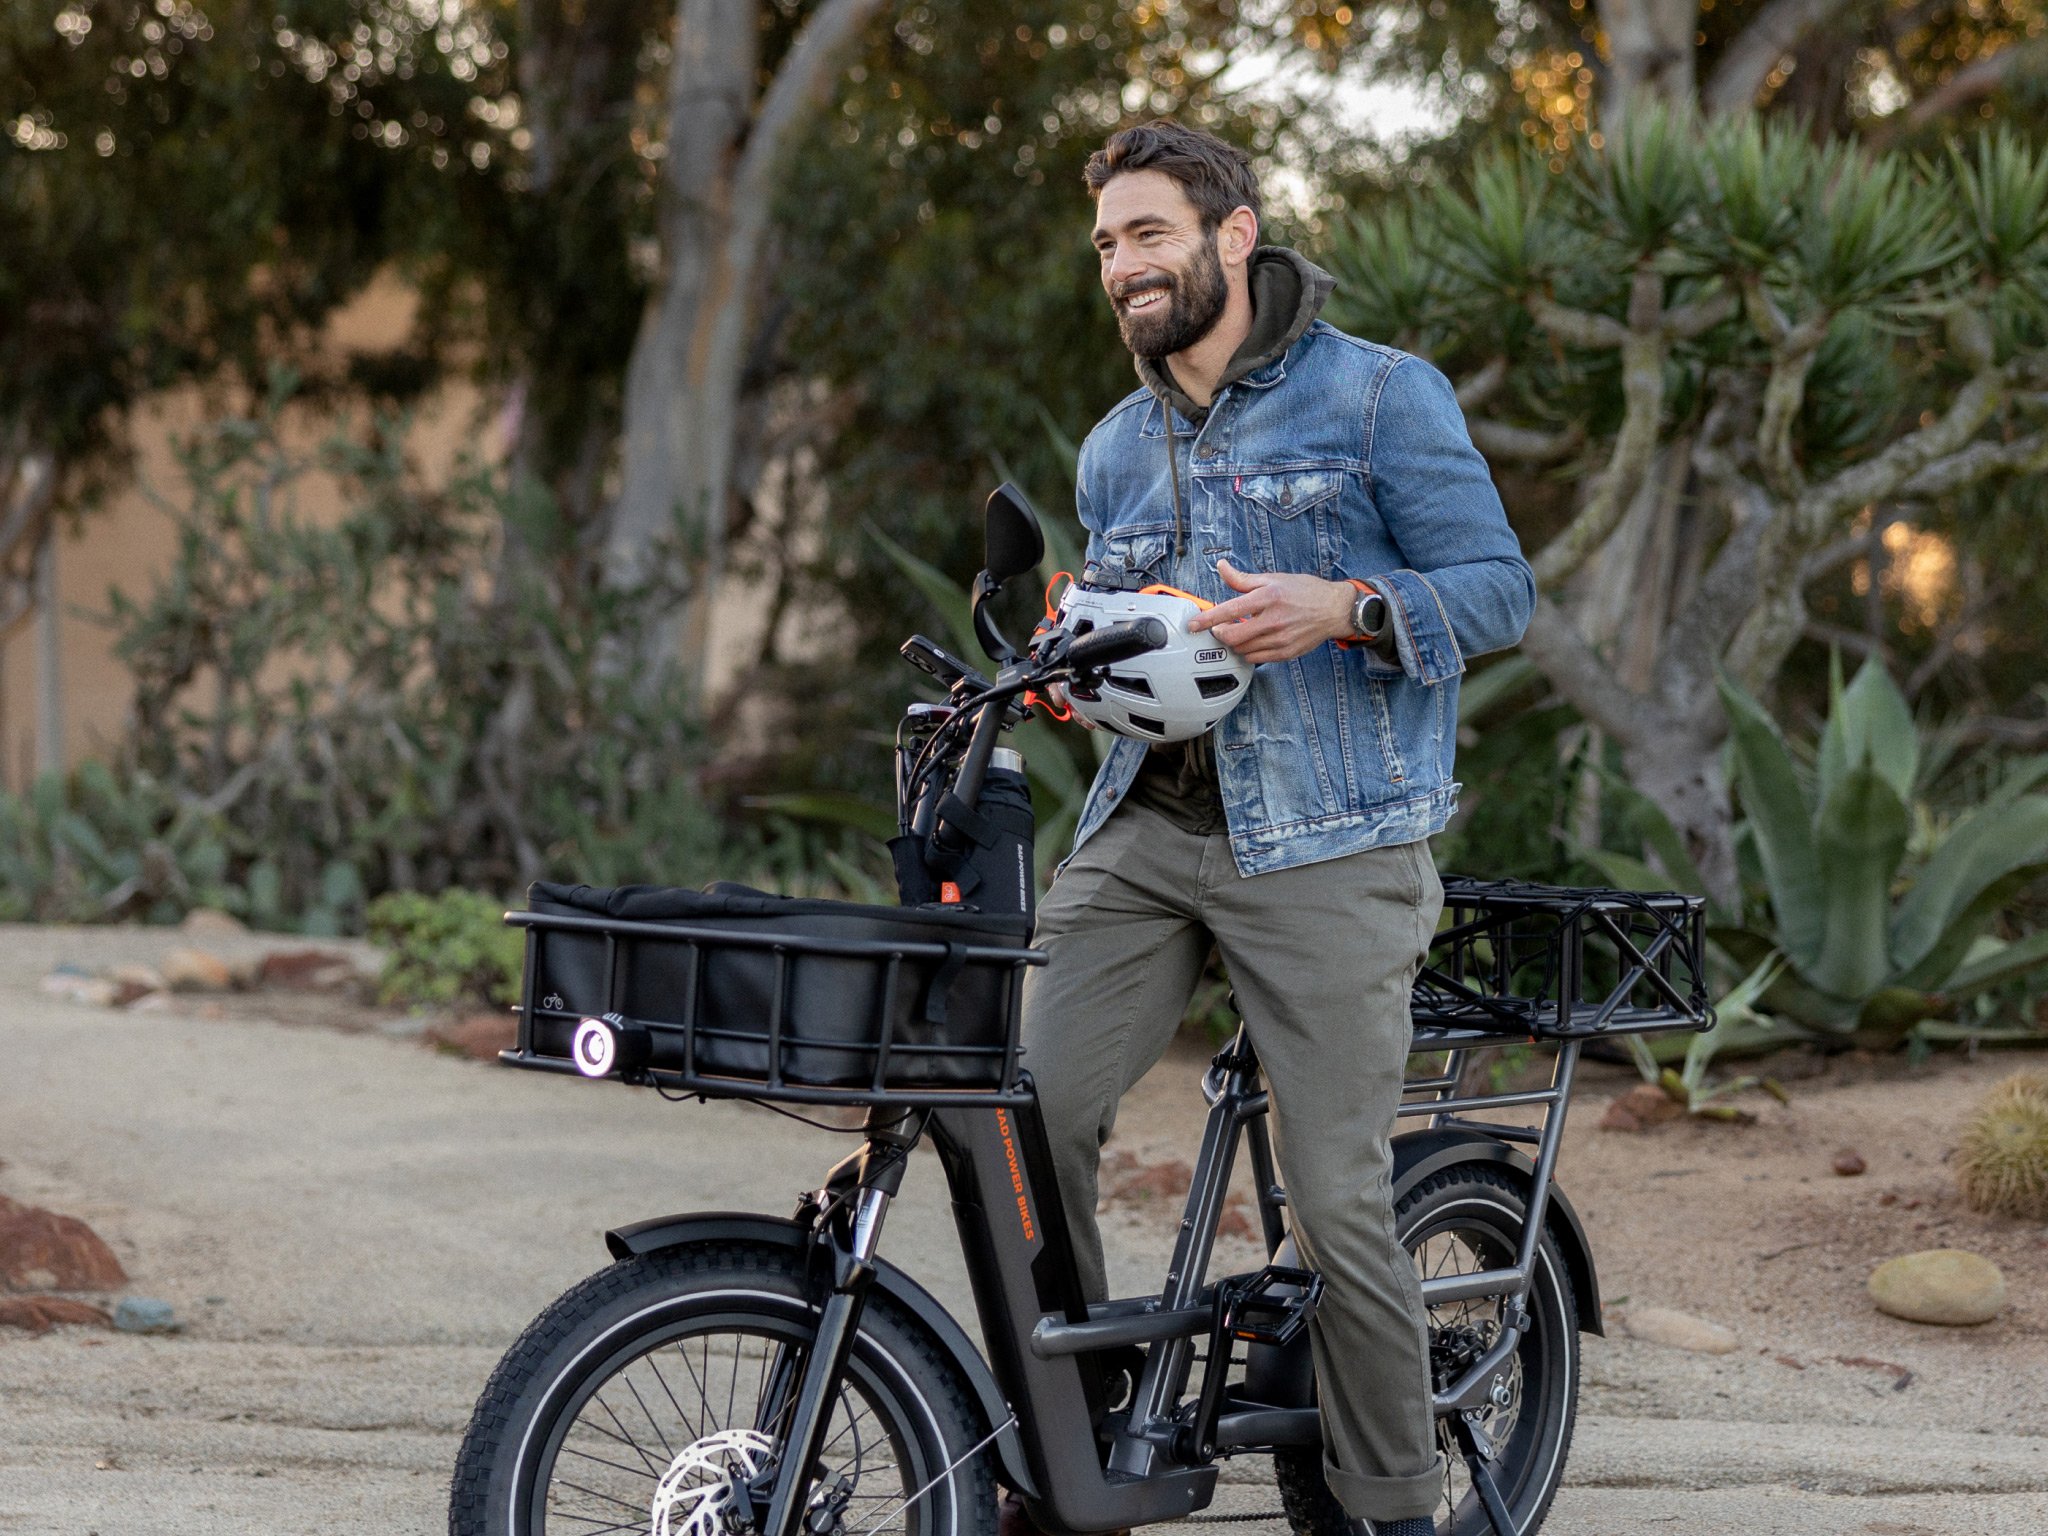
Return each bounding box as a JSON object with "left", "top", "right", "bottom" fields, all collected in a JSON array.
[{"left": 1164, "top": 407, "right": 1187, "bottom": 560}]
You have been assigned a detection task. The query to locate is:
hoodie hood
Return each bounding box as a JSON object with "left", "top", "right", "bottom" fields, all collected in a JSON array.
[{"left": 1135, "top": 246, "right": 1336, "bottom": 425}]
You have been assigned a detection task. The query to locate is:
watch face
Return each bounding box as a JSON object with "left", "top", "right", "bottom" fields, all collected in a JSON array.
[{"left": 1353, "top": 591, "right": 1385, "bottom": 636}]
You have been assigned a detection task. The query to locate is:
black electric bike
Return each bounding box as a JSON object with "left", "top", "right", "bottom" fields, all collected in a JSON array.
[{"left": 451, "top": 487, "right": 1711, "bottom": 1536}]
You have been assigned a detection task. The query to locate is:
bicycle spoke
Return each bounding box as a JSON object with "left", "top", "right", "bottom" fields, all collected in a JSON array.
[
  {"left": 536, "top": 1321, "right": 920, "bottom": 1536},
  {"left": 592, "top": 1391, "right": 665, "bottom": 1477}
]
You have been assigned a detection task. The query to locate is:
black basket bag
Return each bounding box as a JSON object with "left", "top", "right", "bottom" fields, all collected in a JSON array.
[{"left": 511, "top": 880, "right": 1040, "bottom": 1103}]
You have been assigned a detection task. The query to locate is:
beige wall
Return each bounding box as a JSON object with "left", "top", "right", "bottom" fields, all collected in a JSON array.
[{"left": 0, "top": 272, "right": 490, "bottom": 792}]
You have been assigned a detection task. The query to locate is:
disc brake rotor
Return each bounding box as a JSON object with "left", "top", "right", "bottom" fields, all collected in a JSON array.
[{"left": 651, "top": 1427, "right": 779, "bottom": 1536}]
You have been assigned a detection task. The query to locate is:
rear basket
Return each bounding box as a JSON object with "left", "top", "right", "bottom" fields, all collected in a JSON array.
[
  {"left": 1414, "top": 877, "right": 1712, "bottom": 1044},
  {"left": 502, "top": 881, "right": 1042, "bottom": 1106}
]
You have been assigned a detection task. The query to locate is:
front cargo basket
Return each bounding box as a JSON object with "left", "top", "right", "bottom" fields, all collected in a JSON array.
[{"left": 501, "top": 881, "right": 1042, "bottom": 1107}]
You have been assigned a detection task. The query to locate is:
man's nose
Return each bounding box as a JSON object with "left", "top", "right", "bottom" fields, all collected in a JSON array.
[{"left": 1105, "top": 243, "right": 1148, "bottom": 287}]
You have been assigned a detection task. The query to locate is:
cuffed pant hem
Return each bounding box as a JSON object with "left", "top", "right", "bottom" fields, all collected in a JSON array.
[{"left": 1322, "top": 1452, "right": 1445, "bottom": 1524}]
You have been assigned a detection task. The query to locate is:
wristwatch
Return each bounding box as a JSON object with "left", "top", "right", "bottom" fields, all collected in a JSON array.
[{"left": 1347, "top": 581, "right": 1387, "bottom": 644}]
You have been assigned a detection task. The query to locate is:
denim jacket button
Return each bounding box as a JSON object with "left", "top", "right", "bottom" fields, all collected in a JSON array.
[{"left": 1196, "top": 443, "right": 1219, "bottom": 459}]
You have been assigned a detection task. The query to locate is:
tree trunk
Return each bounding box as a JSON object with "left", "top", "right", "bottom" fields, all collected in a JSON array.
[
  {"left": 1621, "top": 727, "right": 1738, "bottom": 907},
  {"left": 33, "top": 528, "right": 61, "bottom": 779},
  {"left": 608, "top": 0, "right": 892, "bottom": 687},
  {"left": 1594, "top": 0, "right": 1700, "bottom": 113}
]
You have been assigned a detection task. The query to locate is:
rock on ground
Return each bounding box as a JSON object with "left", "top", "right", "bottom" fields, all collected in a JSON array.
[
  {"left": 1620, "top": 1305, "right": 1742, "bottom": 1354},
  {"left": 1868, "top": 1249, "right": 2006, "bottom": 1326}
]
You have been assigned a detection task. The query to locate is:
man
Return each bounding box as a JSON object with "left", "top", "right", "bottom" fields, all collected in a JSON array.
[{"left": 1019, "top": 121, "right": 1535, "bottom": 1536}]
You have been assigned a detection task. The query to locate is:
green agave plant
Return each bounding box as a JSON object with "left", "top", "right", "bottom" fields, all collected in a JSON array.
[{"left": 1716, "top": 658, "right": 2048, "bottom": 1042}]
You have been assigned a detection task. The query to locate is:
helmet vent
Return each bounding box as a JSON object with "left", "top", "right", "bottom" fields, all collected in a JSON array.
[
  {"left": 1196, "top": 675, "right": 1241, "bottom": 700},
  {"left": 1127, "top": 714, "right": 1167, "bottom": 738},
  {"left": 1105, "top": 672, "right": 1155, "bottom": 698}
]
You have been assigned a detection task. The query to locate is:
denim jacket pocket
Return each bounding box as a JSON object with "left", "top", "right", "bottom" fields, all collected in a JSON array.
[
  {"left": 1083, "top": 526, "right": 1173, "bottom": 591},
  {"left": 1235, "top": 469, "right": 1344, "bottom": 573}
]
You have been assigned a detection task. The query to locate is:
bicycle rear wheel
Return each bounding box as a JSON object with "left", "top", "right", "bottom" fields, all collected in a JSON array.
[
  {"left": 451, "top": 1242, "right": 1000, "bottom": 1536},
  {"left": 1274, "top": 1163, "right": 1580, "bottom": 1535}
]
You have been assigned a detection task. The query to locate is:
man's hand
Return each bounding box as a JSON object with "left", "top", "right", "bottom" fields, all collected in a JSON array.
[
  {"left": 1188, "top": 559, "right": 1355, "bottom": 664},
  {"left": 1044, "top": 680, "right": 1097, "bottom": 727}
]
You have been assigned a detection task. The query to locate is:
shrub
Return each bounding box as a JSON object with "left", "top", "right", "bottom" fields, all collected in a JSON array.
[{"left": 367, "top": 888, "right": 524, "bottom": 1009}]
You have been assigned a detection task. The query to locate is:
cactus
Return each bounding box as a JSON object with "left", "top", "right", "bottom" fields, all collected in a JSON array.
[{"left": 1955, "top": 1072, "right": 2048, "bottom": 1221}]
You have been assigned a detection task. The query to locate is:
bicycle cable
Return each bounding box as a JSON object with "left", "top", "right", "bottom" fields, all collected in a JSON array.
[{"left": 653, "top": 1084, "right": 870, "bottom": 1135}]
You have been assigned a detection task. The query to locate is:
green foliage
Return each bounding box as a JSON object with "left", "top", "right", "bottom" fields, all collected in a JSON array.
[
  {"left": 1717, "top": 659, "right": 2048, "bottom": 1038},
  {"left": 1624, "top": 953, "right": 1789, "bottom": 1118},
  {"left": 1324, "top": 114, "right": 2048, "bottom": 483},
  {"left": 2, "top": 0, "right": 488, "bottom": 468},
  {"left": 101, "top": 391, "right": 734, "bottom": 921},
  {"left": 0, "top": 764, "right": 239, "bottom": 923},
  {"left": 367, "top": 888, "right": 523, "bottom": 1009}
]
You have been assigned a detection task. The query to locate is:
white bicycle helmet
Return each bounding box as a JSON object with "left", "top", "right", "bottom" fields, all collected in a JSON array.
[{"left": 1054, "top": 583, "right": 1253, "bottom": 742}]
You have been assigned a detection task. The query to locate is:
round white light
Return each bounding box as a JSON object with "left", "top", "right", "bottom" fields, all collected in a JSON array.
[{"left": 572, "top": 1016, "right": 617, "bottom": 1077}]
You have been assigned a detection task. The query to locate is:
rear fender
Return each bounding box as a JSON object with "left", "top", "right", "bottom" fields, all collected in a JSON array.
[
  {"left": 1390, "top": 1126, "right": 1602, "bottom": 1335},
  {"left": 605, "top": 1211, "right": 1038, "bottom": 1498}
]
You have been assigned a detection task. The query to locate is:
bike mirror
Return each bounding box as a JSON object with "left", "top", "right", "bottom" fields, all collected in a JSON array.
[{"left": 983, "top": 484, "right": 1044, "bottom": 588}]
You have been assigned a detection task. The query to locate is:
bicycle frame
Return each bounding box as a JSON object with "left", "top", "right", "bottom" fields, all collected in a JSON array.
[{"left": 755, "top": 1019, "right": 1592, "bottom": 1536}]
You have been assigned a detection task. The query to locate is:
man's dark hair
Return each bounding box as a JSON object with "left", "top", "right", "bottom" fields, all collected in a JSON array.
[{"left": 1083, "top": 119, "right": 1262, "bottom": 229}]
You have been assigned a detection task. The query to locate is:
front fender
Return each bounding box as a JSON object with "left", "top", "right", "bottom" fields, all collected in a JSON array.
[{"left": 605, "top": 1211, "right": 1038, "bottom": 1498}]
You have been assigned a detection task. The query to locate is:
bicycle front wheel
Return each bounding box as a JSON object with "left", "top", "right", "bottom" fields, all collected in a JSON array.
[{"left": 450, "top": 1241, "right": 999, "bottom": 1536}]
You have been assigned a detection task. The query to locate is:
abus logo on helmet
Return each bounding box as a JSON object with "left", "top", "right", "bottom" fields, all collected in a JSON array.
[{"left": 1195, "top": 648, "right": 1228, "bottom": 664}]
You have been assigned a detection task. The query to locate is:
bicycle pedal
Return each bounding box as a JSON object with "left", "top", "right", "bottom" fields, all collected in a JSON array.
[{"left": 1218, "top": 1265, "right": 1323, "bottom": 1349}]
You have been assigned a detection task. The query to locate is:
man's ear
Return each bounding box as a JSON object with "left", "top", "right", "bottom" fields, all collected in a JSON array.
[{"left": 1218, "top": 205, "right": 1259, "bottom": 271}]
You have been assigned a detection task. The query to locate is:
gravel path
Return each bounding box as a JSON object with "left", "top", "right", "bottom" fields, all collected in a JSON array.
[{"left": 2, "top": 922, "right": 2043, "bottom": 1533}]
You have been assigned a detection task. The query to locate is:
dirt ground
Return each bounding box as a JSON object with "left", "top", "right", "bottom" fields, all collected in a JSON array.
[
  {"left": 1102, "top": 1035, "right": 2048, "bottom": 1440},
  {"left": 2, "top": 921, "right": 2046, "bottom": 1534}
]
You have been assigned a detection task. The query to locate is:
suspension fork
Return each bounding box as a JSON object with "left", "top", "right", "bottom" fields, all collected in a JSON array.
[{"left": 758, "top": 1109, "right": 925, "bottom": 1536}]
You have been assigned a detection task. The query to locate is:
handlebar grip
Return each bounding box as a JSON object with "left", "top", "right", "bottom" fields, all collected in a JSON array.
[{"left": 1065, "top": 616, "right": 1169, "bottom": 671}]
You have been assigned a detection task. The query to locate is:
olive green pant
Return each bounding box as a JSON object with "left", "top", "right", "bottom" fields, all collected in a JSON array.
[{"left": 1021, "top": 801, "right": 1446, "bottom": 1524}]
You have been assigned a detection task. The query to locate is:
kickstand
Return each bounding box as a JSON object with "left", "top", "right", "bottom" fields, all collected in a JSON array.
[{"left": 1447, "top": 1411, "right": 1516, "bottom": 1536}]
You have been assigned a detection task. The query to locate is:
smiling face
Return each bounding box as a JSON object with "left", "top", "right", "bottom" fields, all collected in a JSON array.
[{"left": 1092, "top": 169, "right": 1242, "bottom": 361}]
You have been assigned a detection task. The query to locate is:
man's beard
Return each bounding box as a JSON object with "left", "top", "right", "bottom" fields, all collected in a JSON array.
[{"left": 1114, "top": 237, "right": 1228, "bottom": 360}]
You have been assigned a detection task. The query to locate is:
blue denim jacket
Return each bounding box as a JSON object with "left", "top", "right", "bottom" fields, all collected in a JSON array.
[{"left": 1067, "top": 321, "right": 1535, "bottom": 876}]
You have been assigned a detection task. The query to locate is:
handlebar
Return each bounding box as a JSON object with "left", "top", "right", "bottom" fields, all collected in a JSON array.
[
  {"left": 908, "top": 611, "right": 1171, "bottom": 850},
  {"left": 1063, "top": 616, "right": 1169, "bottom": 673}
]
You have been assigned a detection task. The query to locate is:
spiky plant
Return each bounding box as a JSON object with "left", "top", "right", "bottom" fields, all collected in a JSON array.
[{"left": 1956, "top": 1072, "right": 2048, "bottom": 1222}]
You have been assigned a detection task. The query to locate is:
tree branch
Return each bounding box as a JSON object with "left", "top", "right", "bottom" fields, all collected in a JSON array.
[
  {"left": 1654, "top": 450, "right": 1779, "bottom": 723},
  {"left": 1454, "top": 356, "right": 1509, "bottom": 411},
  {"left": 1467, "top": 419, "right": 1585, "bottom": 463},
  {"left": 1531, "top": 322, "right": 1667, "bottom": 587},
  {"left": 1896, "top": 428, "right": 2048, "bottom": 498},
  {"left": 1529, "top": 295, "right": 1629, "bottom": 350},
  {"left": 1797, "top": 364, "right": 2009, "bottom": 536},
  {"left": 1518, "top": 595, "right": 1667, "bottom": 745},
  {"left": 1722, "top": 364, "right": 2015, "bottom": 690},
  {"left": 1664, "top": 289, "right": 1740, "bottom": 339},
  {"left": 730, "top": 0, "right": 893, "bottom": 222},
  {"left": 1703, "top": 0, "right": 1866, "bottom": 115},
  {"left": 1902, "top": 37, "right": 2048, "bottom": 132}
]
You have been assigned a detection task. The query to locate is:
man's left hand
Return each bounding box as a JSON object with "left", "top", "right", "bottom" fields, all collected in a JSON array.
[{"left": 1188, "top": 559, "right": 1355, "bottom": 664}]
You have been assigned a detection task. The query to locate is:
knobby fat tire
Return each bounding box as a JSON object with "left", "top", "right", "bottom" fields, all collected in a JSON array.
[{"left": 449, "top": 1241, "right": 1000, "bottom": 1536}]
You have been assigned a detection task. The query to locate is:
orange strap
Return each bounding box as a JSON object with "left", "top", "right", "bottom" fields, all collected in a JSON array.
[
  {"left": 1025, "top": 688, "right": 1073, "bottom": 723},
  {"left": 1044, "top": 570, "right": 1074, "bottom": 621},
  {"left": 1138, "top": 581, "right": 1215, "bottom": 611},
  {"left": 1334, "top": 579, "right": 1379, "bottom": 651}
]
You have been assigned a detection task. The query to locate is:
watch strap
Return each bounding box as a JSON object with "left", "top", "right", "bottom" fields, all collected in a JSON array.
[{"left": 1334, "top": 578, "right": 1386, "bottom": 651}]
